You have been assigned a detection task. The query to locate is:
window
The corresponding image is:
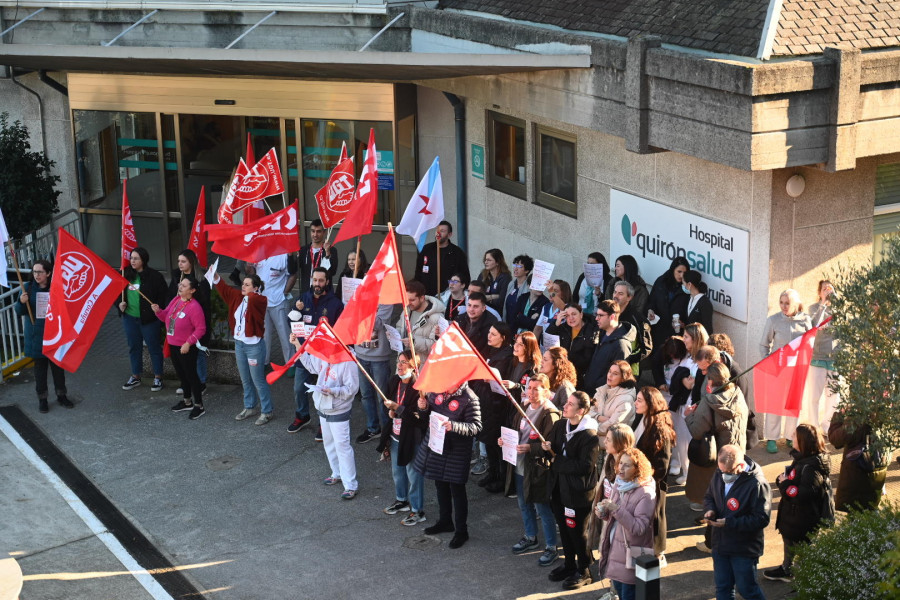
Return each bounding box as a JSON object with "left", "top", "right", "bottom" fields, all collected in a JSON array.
[
  {"left": 535, "top": 125, "right": 577, "bottom": 217},
  {"left": 875, "top": 162, "right": 900, "bottom": 265},
  {"left": 487, "top": 112, "right": 526, "bottom": 199}
]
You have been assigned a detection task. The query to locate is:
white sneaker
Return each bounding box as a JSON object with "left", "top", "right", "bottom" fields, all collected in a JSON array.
[
  {"left": 235, "top": 408, "right": 258, "bottom": 421},
  {"left": 696, "top": 540, "right": 712, "bottom": 553},
  {"left": 675, "top": 475, "right": 687, "bottom": 485},
  {"left": 176, "top": 388, "right": 184, "bottom": 395},
  {"left": 254, "top": 412, "right": 274, "bottom": 425}
]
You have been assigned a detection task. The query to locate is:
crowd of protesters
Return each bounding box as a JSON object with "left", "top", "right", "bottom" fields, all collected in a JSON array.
[{"left": 20, "top": 216, "right": 889, "bottom": 599}]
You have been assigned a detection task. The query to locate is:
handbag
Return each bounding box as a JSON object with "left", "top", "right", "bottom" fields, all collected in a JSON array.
[
  {"left": 688, "top": 432, "right": 717, "bottom": 468},
  {"left": 846, "top": 434, "right": 888, "bottom": 473},
  {"left": 622, "top": 526, "right": 656, "bottom": 570}
]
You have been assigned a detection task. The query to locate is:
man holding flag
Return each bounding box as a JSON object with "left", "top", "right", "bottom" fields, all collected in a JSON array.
[{"left": 413, "top": 221, "right": 469, "bottom": 298}]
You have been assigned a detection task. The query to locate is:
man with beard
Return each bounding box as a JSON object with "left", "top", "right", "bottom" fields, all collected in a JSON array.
[
  {"left": 288, "top": 267, "right": 344, "bottom": 435},
  {"left": 455, "top": 291, "right": 498, "bottom": 355},
  {"left": 397, "top": 280, "right": 445, "bottom": 361},
  {"left": 414, "top": 221, "right": 470, "bottom": 297}
]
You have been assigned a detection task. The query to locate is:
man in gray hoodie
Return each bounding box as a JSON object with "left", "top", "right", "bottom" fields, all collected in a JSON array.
[{"left": 355, "top": 303, "right": 395, "bottom": 444}]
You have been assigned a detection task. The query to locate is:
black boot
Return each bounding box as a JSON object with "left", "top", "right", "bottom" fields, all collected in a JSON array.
[
  {"left": 57, "top": 395, "right": 74, "bottom": 408},
  {"left": 39, "top": 398, "right": 49, "bottom": 413}
]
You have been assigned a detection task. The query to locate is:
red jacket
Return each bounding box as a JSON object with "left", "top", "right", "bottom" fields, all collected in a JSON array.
[{"left": 215, "top": 280, "right": 267, "bottom": 339}]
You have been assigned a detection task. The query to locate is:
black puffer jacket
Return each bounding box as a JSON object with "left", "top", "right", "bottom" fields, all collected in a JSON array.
[
  {"left": 470, "top": 345, "right": 515, "bottom": 443},
  {"left": 544, "top": 416, "right": 601, "bottom": 508},
  {"left": 414, "top": 385, "right": 482, "bottom": 484},
  {"left": 702, "top": 457, "right": 771, "bottom": 558},
  {"left": 775, "top": 451, "right": 834, "bottom": 541}
]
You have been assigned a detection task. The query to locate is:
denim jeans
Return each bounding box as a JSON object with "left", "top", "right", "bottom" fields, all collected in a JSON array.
[
  {"left": 391, "top": 438, "right": 425, "bottom": 513},
  {"left": 122, "top": 314, "right": 164, "bottom": 376},
  {"left": 612, "top": 579, "right": 636, "bottom": 600},
  {"left": 234, "top": 340, "right": 273, "bottom": 414},
  {"left": 712, "top": 552, "right": 766, "bottom": 600},
  {"left": 358, "top": 358, "right": 390, "bottom": 433},
  {"left": 515, "top": 472, "right": 557, "bottom": 548},
  {"left": 293, "top": 361, "right": 312, "bottom": 420}
]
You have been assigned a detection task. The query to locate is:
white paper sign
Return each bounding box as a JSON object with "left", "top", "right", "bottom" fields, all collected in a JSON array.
[
  {"left": 489, "top": 367, "right": 506, "bottom": 395},
  {"left": 428, "top": 412, "right": 450, "bottom": 455},
  {"left": 530, "top": 259, "right": 555, "bottom": 291},
  {"left": 204, "top": 257, "right": 220, "bottom": 289},
  {"left": 341, "top": 277, "right": 363, "bottom": 302},
  {"left": 291, "top": 321, "right": 306, "bottom": 337},
  {"left": 436, "top": 317, "right": 450, "bottom": 335},
  {"left": 610, "top": 189, "right": 750, "bottom": 322},
  {"left": 35, "top": 292, "right": 49, "bottom": 319},
  {"left": 583, "top": 262, "right": 605, "bottom": 288},
  {"left": 500, "top": 426, "right": 519, "bottom": 466},
  {"left": 542, "top": 332, "right": 561, "bottom": 349},
  {"left": 384, "top": 324, "right": 404, "bottom": 352}
]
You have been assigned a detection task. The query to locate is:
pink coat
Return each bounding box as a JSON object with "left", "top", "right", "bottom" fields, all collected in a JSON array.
[
  {"left": 155, "top": 297, "right": 206, "bottom": 347},
  {"left": 598, "top": 478, "right": 657, "bottom": 585}
]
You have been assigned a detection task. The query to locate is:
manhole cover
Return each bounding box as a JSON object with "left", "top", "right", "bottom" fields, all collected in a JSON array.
[
  {"left": 403, "top": 535, "right": 442, "bottom": 551},
  {"left": 206, "top": 455, "right": 242, "bottom": 471}
]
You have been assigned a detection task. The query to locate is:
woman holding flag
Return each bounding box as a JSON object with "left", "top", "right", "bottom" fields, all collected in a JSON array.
[
  {"left": 119, "top": 248, "right": 168, "bottom": 392},
  {"left": 213, "top": 272, "right": 274, "bottom": 425},
  {"left": 16, "top": 259, "right": 73, "bottom": 413},
  {"left": 152, "top": 277, "right": 206, "bottom": 419}
]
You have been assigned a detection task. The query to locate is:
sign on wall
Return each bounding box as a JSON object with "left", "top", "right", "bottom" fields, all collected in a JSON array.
[
  {"left": 609, "top": 189, "right": 750, "bottom": 322},
  {"left": 471, "top": 144, "right": 484, "bottom": 180}
]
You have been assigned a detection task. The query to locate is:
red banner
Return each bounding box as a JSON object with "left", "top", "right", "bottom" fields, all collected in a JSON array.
[
  {"left": 333, "top": 228, "right": 406, "bottom": 345},
  {"left": 218, "top": 149, "right": 285, "bottom": 223},
  {"left": 187, "top": 186, "right": 208, "bottom": 268},
  {"left": 753, "top": 318, "right": 830, "bottom": 417},
  {"left": 121, "top": 180, "right": 137, "bottom": 270},
  {"left": 334, "top": 129, "right": 378, "bottom": 244},
  {"left": 206, "top": 200, "right": 300, "bottom": 263},
  {"left": 314, "top": 156, "right": 356, "bottom": 228},
  {"left": 44, "top": 229, "right": 129, "bottom": 372},
  {"left": 306, "top": 321, "right": 355, "bottom": 364},
  {"left": 414, "top": 323, "right": 496, "bottom": 393}
]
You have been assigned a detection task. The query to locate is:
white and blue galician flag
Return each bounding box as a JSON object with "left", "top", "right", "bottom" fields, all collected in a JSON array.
[{"left": 396, "top": 156, "right": 444, "bottom": 251}]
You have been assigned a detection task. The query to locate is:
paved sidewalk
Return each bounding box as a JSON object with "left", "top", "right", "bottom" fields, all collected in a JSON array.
[{"left": 2, "top": 309, "right": 898, "bottom": 599}]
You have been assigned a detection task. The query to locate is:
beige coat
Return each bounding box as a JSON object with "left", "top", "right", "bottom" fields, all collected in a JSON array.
[{"left": 590, "top": 385, "right": 637, "bottom": 436}]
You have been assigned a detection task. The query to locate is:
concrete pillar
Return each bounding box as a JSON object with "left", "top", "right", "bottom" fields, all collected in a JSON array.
[
  {"left": 824, "top": 46, "right": 861, "bottom": 172},
  {"left": 625, "top": 34, "right": 661, "bottom": 154}
]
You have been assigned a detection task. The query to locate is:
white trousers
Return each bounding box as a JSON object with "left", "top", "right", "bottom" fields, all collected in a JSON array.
[
  {"left": 670, "top": 405, "right": 691, "bottom": 476},
  {"left": 802, "top": 366, "right": 840, "bottom": 432},
  {"left": 321, "top": 418, "right": 358, "bottom": 491}
]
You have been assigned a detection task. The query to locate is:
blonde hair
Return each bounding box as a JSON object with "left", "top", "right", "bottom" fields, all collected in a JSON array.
[{"left": 780, "top": 288, "right": 804, "bottom": 315}]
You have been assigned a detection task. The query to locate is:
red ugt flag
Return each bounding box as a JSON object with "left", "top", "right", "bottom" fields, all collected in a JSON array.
[
  {"left": 753, "top": 318, "right": 830, "bottom": 418},
  {"left": 121, "top": 180, "right": 138, "bottom": 270},
  {"left": 332, "top": 228, "right": 407, "bottom": 344},
  {"left": 414, "top": 323, "right": 496, "bottom": 393},
  {"left": 44, "top": 229, "right": 129, "bottom": 372},
  {"left": 187, "top": 186, "right": 208, "bottom": 268},
  {"left": 315, "top": 156, "right": 356, "bottom": 228},
  {"left": 206, "top": 200, "right": 300, "bottom": 263},
  {"left": 334, "top": 129, "right": 378, "bottom": 244}
]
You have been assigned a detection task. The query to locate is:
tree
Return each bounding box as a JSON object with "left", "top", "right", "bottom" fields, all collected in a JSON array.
[
  {"left": 0, "top": 112, "right": 61, "bottom": 240},
  {"left": 827, "top": 232, "right": 900, "bottom": 454}
]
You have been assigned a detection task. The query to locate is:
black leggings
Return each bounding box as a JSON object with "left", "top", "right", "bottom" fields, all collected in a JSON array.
[
  {"left": 551, "top": 494, "right": 591, "bottom": 572},
  {"left": 435, "top": 480, "right": 469, "bottom": 534},
  {"left": 170, "top": 346, "right": 203, "bottom": 404}
]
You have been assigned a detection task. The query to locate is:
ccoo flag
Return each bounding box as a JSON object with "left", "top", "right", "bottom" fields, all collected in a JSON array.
[
  {"left": 396, "top": 156, "right": 444, "bottom": 251},
  {"left": 414, "top": 322, "right": 496, "bottom": 393},
  {"left": 187, "top": 187, "right": 209, "bottom": 268}
]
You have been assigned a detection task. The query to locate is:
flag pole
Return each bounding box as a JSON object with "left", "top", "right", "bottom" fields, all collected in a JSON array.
[
  {"left": 326, "top": 322, "right": 392, "bottom": 405},
  {"left": 7, "top": 239, "right": 34, "bottom": 324},
  {"left": 352, "top": 235, "right": 361, "bottom": 278},
  {"left": 388, "top": 223, "right": 421, "bottom": 375},
  {"left": 454, "top": 324, "right": 547, "bottom": 444},
  {"left": 436, "top": 229, "right": 441, "bottom": 298}
]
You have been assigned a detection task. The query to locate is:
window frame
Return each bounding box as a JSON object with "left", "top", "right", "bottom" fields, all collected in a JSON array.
[
  {"left": 534, "top": 124, "right": 577, "bottom": 218},
  {"left": 486, "top": 111, "right": 527, "bottom": 200}
]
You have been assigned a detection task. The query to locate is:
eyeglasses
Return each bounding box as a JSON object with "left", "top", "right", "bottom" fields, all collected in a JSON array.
[
  {"left": 448, "top": 279, "right": 461, "bottom": 285},
  {"left": 397, "top": 360, "right": 411, "bottom": 366},
  {"left": 512, "top": 263, "right": 523, "bottom": 268}
]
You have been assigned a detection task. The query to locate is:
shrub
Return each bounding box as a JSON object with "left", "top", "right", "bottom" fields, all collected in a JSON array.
[
  {"left": 793, "top": 502, "right": 900, "bottom": 600},
  {"left": 0, "top": 113, "right": 61, "bottom": 239}
]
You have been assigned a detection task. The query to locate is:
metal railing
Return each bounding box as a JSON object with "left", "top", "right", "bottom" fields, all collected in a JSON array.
[{"left": 0, "top": 285, "right": 28, "bottom": 377}]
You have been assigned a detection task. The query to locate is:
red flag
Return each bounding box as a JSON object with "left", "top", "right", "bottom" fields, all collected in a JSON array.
[
  {"left": 121, "top": 180, "right": 137, "bottom": 270},
  {"left": 334, "top": 129, "right": 378, "bottom": 244},
  {"left": 206, "top": 201, "right": 300, "bottom": 263},
  {"left": 218, "top": 149, "right": 285, "bottom": 223},
  {"left": 218, "top": 160, "right": 249, "bottom": 224},
  {"left": 306, "top": 321, "right": 355, "bottom": 364},
  {"left": 333, "top": 229, "right": 407, "bottom": 344},
  {"left": 753, "top": 318, "right": 830, "bottom": 417},
  {"left": 267, "top": 344, "right": 304, "bottom": 385},
  {"left": 314, "top": 156, "right": 355, "bottom": 228},
  {"left": 245, "top": 133, "right": 256, "bottom": 167},
  {"left": 414, "top": 322, "right": 496, "bottom": 393},
  {"left": 187, "top": 187, "right": 208, "bottom": 268},
  {"left": 44, "top": 229, "right": 129, "bottom": 372}
]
